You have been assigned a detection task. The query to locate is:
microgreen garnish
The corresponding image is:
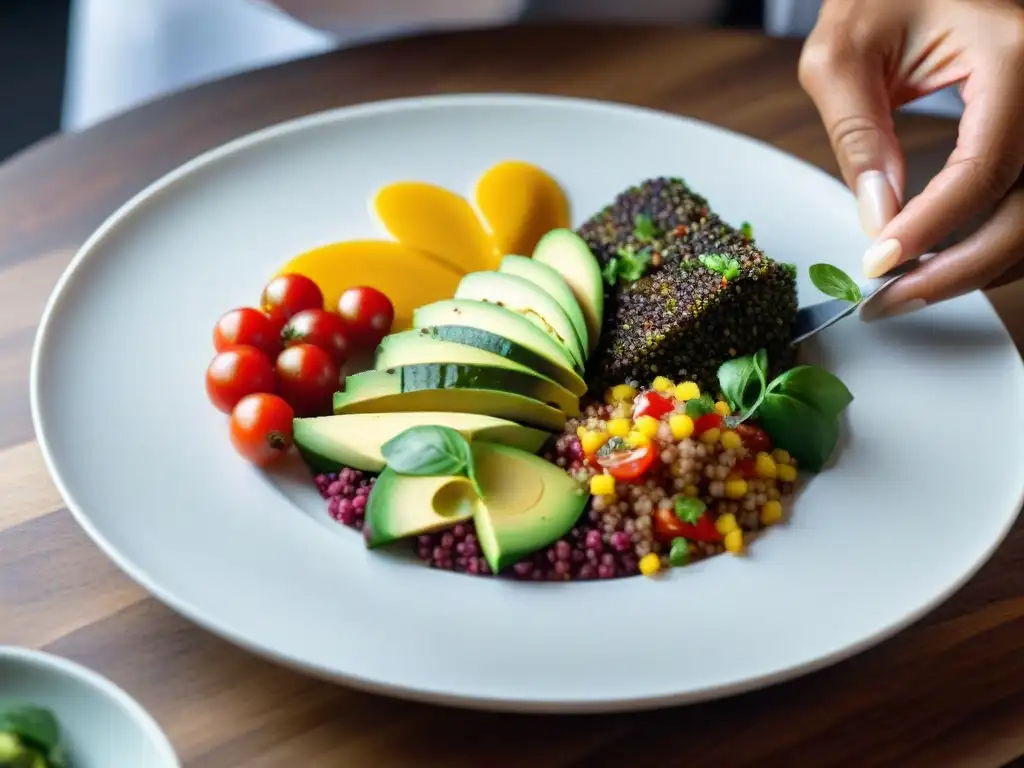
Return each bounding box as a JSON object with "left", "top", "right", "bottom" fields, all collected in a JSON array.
[
  {"left": 698, "top": 253, "right": 741, "bottom": 281},
  {"left": 633, "top": 213, "right": 660, "bottom": 242},
  {"left": 602, "top": 246, "right": 653, "bottom": 286},
  {"left": 0, "top": 703, "right": 67, "bottom": 768},
  {"left": 809, "top": 263, "right": 862, "bottom": 303},
  {"left": 674, "top": 496, "right": 707, "bottom": 524},
  {"left": 381, "top": 425, "right": 483, "bottom": 496},
  {"left": 740, "top": 221, "right": 754, "bottom": 240},
  {"left": 597, "top": 436, "right": 628, "bottom": 457},
  {"left": 684, "top": 392, "right": 716, "bottom": 418}
]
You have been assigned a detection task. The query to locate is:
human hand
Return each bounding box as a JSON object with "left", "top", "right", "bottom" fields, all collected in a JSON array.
[{"left": 798, "top": 0, "right": 1024, "bottom": 319}]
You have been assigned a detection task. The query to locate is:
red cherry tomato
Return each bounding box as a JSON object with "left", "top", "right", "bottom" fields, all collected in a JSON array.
[
  {"left": 736, "top": 423, "right": 773, "bottom": 454},
  {"left": 734, "top": 457, "right": 757, "bottom": 479},
  {"left": 281, "top": 309, "right": 351, "bottom": 365},
  {"left": 229, "top": 393, "right": 294, "bottom": 466},
  {"left": 205, "top": 345, "right": 275, "bottom": 414},
  {"left": 336, "top": 286, "right": 394, "bottom": 348},
  {"left": 275, "top": 343, "right": 338, "bottom": 416},
  {"left": 212, "top": 307, "right": 280, "bottom": 359},
  {"left": 595, "top": 442, "right": 657, "bottom": 482},
  {"left": 261, "top": 274, "right": 324, "bottom": 321},
  {"left": 693, "top": 412, "right": 724, "bottom": 435},
  {"left": 633, "top": 391, "right": 674, "bottom": 420},
  {"left": 653, "top": 507, "right": 723, "bottom": 544}
]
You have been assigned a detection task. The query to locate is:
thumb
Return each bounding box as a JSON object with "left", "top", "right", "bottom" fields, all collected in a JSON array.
[{"left": 798, "top": 36, "right": 904, "bottom": 238}]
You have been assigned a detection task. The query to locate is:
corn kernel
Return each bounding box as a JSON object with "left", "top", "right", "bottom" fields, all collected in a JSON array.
[
  {"left": 580, "top": 430, "right": 608, "bottom": 456},
  {"left": 724, "top": 477, "right": 749, "bottom": 499},
  {"left": 683, "top": 484, "right": 699, "bottom": 497},
  {"left": 760, "top": 500, "right": 783, "bottom": 526},
  {"left": 610, "top": 384, "right": 638, "bottom": 403},
  {"left": 754, "top": 452, "right": 777, "bottom": 479},
  {"left": 576, "top": 425, "right": 586, "bottom": 439},
  {"left": 724, "top": 529, "right": 744, "bottom": 554},
  {"left": 590, "top": 474, "right": 615, "bottom": 496},
  {"left": 669, "top": 413, "right": 695, "bottom": 440},
  {"left": 715, "top": 512, "right": 739, "bottom": 535},
  {"left": 607, "top": 418, "right": 631, "bottom": 437},
  {"left": 652, "top": 376, "right": 675, "bottom": 393},
  {"left": 639, "top": 552, "right": 662, "bottom": 577},
  {"left": 720, "top": 430, "right": 743, "bottom": 451},
  {"left": 714, "top": 400, "right": 732, "bottom": 416},
  {"left": 634, "top": 415, "right": 660, "bottom": 438},
  {"left": 699, "top": 427, "right": 722, "bottom": 444},
  {"left": 778, "top": 464, "right": 797, "bottom": 483},
  {"left": 675, "top": 381, "right": 700, "bottom": 401},
  {"left": 626, "top": 431, "right": 650, "bottom": 448},
  {"left": 772, "top": 448, "right": 791, "bottom": 465}
]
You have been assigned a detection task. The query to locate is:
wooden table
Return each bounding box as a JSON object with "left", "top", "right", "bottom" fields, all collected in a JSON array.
[{"left": 2, "top": 25, "right": 1023, "bottom": 767}]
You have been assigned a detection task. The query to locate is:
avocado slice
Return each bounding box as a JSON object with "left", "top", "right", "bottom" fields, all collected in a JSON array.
[
  {"left": 454, "top": 272, "right": 587, "bottom": 368},
  {"left": 363, "top": 470, "right": 477, "bottom": 548},
  {"left": 332, "top": 387, "right": 567, "bottom": 432},
  {"left": 470, "top": 441, "right": 589, "bottom": 573},
  {"left": 293, "top": 412, "right": 550, "bottom": 473},
  {"left": 532, "top": 229, "right": 604, "bottom": 354},
  {"left": 413, "top": 299, "right": 583, "bottom": 376},
  {"left": 344, "top": 364, "right": 578, "bottom": 417},
  {"left": 499, "top": 255, "right": 590, "bottom": 352}
]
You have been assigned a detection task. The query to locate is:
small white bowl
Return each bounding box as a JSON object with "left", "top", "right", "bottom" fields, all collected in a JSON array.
[{"left": 0, "top": 647, "right": 179, "bottom": 767}]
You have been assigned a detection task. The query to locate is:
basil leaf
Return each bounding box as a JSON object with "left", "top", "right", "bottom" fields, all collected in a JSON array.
[
  {"left": 381, "top": 425, "right": 468, "bottom": 477},
  {"left": 768, "top": 365, "right": 853, "bottom": 419},
  {"left": 758, "top": 393, "right": 839, "bottom": 472},
  {"left": 669, "top": 537, "right": 690, "bottom": 566},
  {"left": 809, "top": 263, "right": 863, "bottom": 303},
  {"left": 685, "top": 393, "right": 715, "bottom": 418},
  {"left": 0, "top": 705, "right": 61, "bottom": 753},
  {"left": 674, "top": 496, "right": 706, "bottom": 524},
  {"left": 718, "top": 355, "right": 760, "bottom": 412}
]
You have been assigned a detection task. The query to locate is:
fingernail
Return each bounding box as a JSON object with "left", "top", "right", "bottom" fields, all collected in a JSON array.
[
  {"left": 862, "top": 238, "right": 902, "bottom": 279},
  {"left": 856, "top": 171, "right": 899, "bottom": 237},
  {"left": 861, "top": 297, "right": 927, "bottom": 323}
]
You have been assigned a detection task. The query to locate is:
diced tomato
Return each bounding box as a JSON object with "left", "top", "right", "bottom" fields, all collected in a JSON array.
[
  {"left": 693, "top": 412, "right": 723, "bottom": 435},
  {"left": 734, "top": 457, "right": 757, "bottom": 479},
  {"left": 736, "top": 423, "right": 773, "bottom": 454},
  {"left": 632, "top": 391, "right": 674, "bottom": 420},
  {"left": 653, "top": 507, "right": 723, "bottom": 543},
  {"left": 595, "top": 443, "right": 657, "bottom": 482}
]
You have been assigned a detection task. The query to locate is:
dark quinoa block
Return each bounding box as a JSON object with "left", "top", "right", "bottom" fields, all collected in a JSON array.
[{"left": 577, "top": 177, "right": 798, "bottom": 392}]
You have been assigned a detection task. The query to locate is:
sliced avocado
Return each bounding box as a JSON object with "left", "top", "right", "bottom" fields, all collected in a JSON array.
[
  {"left": 470, "top": 441, "right": 589, "bottom": 573},
  {"left": 413, "top": 299, "right": 583, "bottom": 376},
  {"left": 454, "top": 272, "right": 587, "bottom": 368},
  {"left": 363, "top": 469, "right": 477, "bottom": 548},
  {"left": 344, "top": 364, "right": 578, "bottom": 417},
  {"left": 332, "top": 388, "right": 566, "bottom": 432},
  {"left": 376, "top": 331, "right": 549, "bottom": 386},
  {"left": 532, "top": 229, "right": 604, "bottom": 354},
  {"left": 499, "top": 255, "right": 590, "bottom": 352},
  {"left": 293, "top": 411, "right": 550, "bottom": 473}
]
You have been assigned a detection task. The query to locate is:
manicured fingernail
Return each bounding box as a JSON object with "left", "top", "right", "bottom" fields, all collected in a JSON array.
[
  {"left": 861, "top": 297, "right": 927, "bottom": 322},
  {"left": 856, "top": 171, "right": 899, "bottom": 237},
  {"left": 862, "top": 238, "right": 902, "bottom": 279}
]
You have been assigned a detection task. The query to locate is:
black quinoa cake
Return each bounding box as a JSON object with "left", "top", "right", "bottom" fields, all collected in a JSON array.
[{"left": 577, "top": 177, "right": 798, "bottom": 392}]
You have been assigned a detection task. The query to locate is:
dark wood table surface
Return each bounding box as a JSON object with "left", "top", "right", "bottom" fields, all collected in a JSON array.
[{"left": 2, "top": 25, "right": 1023, "bottom": 767}]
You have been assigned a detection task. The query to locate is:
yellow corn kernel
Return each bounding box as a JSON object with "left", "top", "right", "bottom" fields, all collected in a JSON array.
[
  {"left": 589, "top": 474, "right": 615, "bottom": 496},
  {"left": 724, "top": 477, "right": 749, "bottom": 499},
  {"left": 778, "top": 464, "right": 797, "bottom": 483},
  {"left": 683, "top": 484, "right": 700, "bottom": 497},
  {"left": 607, "top": 418, "right": 631, "bottom": 437},
  {"left": 675, "top": 381, "right": 700, "bottom": 401},
  {"left": 576, "top": 425, "right": 586, "bottom": 439},
  {"left": 699, "top": 427, "right": 722, "bottom": 444},
  {"left": 669, "top": 413, "right": 695, "bottom": 440},
  {"left": 639, "top": 553, "right": 662, "bottom": 577},
  {"left": 652, "top": 376, "right": 675, "bottom": 393},
  {"left": 714, "top": 400, "right": 732, "bottom": 416},
  {"left": 754, "top": 452, "right": 777, "bottom": 479},
  {"left": 580, "top": 430, "right": 608, "bottom": 456},
  {"left": 626, "top": 431, "right": 650, "bottom": 448},
  {"left": 772, "top": 448, "right": 791, "bottom": 465},
  {"left": 720, "top": 430, "right": 743, "bottom": 451},
  {"left": 760, "top": 500, "right": 783, "bottom": 526},
  {"left": 634, "top": 415, "right": 660, "bottom": 438},
  {"left": 724, "top": 529, "right": 744, "bottom": 554},
  {"left": 715, "top": 512, "right": 739, "bottom": 535},
  {"left": 610, "top": 384, "right": 638, "bottom": 403}
]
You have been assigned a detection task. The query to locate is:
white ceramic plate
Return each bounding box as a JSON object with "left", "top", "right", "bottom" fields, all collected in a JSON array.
[{"left": 31, "top": 95, "right": 1024, "bottom": 713}]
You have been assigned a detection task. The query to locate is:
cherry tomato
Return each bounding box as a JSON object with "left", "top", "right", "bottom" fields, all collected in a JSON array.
[
  {"left": 336, "top": 286, "right": 394, "bottom": 348},
  {"left": 595, "top": 442, "right": 657, "bottom": 482},
  {"left": 633, "top": 391, "right": 674, "bottom": 420},
  {"left": 229, "top": 393, "right": 294, "bottom": 466},
  {"left": 205, "top": 345, "right": 276, "bottom": 413},
  {"left": 653, "top": 507, "right": 723, "bottom": 544},
  {"left": 734, "top": 457, "right": 757, "bottom": 479},
  {"left": 693, "top": 412, "right": 724, "bottom": 435},
  {"left": 261, "top": 274, "right": 324, "bottom": 321},
  {"left": 212, "top": 307, "right": 280, "bottom": 359},
  {"left": 736, "top": 423, "right": 773, "bottom": 454},
  {"left": 281, "top": 309, "right": 351, "bottom": 365},
  {"left": 275, "top": 343, "right": 338, "bottom": 416}
]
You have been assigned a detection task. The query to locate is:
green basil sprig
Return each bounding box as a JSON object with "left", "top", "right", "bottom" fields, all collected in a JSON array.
[
  {"left": 0, "top": 703, "right": 67, "bottom": 768},
  {"left": 718, "top": 348, "right": 768, "bottom": 424},
  {"left": 809, "top": 263, "right": 862, "bottom": 303},
  {"left": 684, "top": 392, "right": 716, "bottom": 418},
  {"left": 673, "top": 497, "right": 706, "bottom": 524},
  {"left": 380, "top": 425, "right": 483, "bottom": 496}
]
